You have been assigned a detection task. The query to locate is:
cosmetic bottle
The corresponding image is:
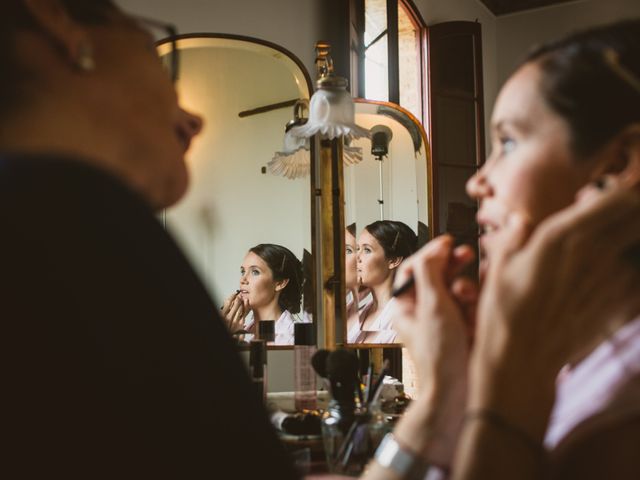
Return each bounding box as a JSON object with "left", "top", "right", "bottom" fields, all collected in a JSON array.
[
  {"left": 294, "top": 322, "right": 317, "bottom": 411},
  {"left": 258, "top": 320, "right": 275, "bottom": 343},
  {"left": 249, "top": 339, "right": 267, "bottom": 402}
]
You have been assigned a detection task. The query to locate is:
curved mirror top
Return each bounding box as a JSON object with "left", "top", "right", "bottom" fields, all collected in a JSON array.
[
  {"left": 344, "top": 99, "right": 432, "bottom": 346},
  {"left": 159, "top": 36, "right": 314, "bottom": 351}
]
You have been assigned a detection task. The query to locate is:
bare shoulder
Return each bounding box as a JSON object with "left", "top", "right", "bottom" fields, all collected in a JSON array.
[{"left": 550, "top": 413, "right": 640, "bottom": 479}]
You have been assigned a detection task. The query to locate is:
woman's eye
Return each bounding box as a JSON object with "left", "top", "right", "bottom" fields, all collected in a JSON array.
[
  {"left": 346, "top": 247, "right": 353, "bottom": 254},
  {"left": 500, "top": 137, "right": 516, "bottom": 154},
  {"left": 364, "top": 247, "right": 371, "bottom": 254},
  {"left": 251, "top": 269, "right": 260, "bottom": 276}
]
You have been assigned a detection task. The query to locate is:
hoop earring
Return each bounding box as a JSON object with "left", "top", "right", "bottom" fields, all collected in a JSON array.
[{"left": 76, "top": 41, "right": 96, "bottom": 72}]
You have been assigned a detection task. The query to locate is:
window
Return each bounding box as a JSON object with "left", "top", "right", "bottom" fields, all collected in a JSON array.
[{"left": 353, "top": 0, "right": 426, "bottom": 123}]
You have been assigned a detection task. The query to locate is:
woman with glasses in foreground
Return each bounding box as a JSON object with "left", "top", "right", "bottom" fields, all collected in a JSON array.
[{"left": 1, "top": 1, "right": 297, "bottom": 478}]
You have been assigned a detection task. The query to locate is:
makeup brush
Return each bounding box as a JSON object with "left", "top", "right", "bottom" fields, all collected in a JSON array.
[
  {"left": 391, "top": 276, "right": 414, "bottom": 298},
  {"left": 366, "top": 359, "right": 390, "bottom": 405},
  {"left": 338, "top": 359, "right": 390, "bottom": 469}
]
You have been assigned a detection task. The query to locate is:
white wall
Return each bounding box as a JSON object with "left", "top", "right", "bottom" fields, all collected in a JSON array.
[
  {"left": 164, "top": 40, "right": 311, "bottom": 304},
  {"left": 116, "top": 0, "right": 324, "bottom": 74},
  {"left": 497, "top": 0, "right": 640, "bottom": 84},
  {"left": 345, "top": 107, "right": 428, "bottom": 232}
]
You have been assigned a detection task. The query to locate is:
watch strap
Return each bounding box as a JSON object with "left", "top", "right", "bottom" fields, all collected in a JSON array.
[{"left": 375, "top": 433, "right": 430, "bottom": 479}]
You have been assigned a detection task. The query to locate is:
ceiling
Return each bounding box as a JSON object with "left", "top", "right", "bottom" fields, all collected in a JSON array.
[{"left": 478, "top": 0, "right": 579, "bottom": 15}]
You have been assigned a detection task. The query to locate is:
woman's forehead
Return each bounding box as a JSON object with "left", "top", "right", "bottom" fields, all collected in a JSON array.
[
  {"left": 491, "top": 62, "right": 551, "bottom": 132},
  {"left": 242, "top": 251, "right": 269, "bottom": 269},
  {"left": 358, "top": 230, "right": 380, "bottom": 246}
]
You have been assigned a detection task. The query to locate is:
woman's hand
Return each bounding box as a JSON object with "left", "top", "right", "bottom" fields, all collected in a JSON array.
[
  {"left": 390, "top": 235, "right": 477, "bottom": 464},
  {"left": 469, "top": 181, "right": 640, "bottom": 439},
  {"left": 220, "top": 292, "right": 249, "bottom": 335}
]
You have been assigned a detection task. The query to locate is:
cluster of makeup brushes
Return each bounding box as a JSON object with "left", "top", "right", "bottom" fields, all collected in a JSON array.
[{"left": 312, "top": 349, "right": 391, "bottom": 471}]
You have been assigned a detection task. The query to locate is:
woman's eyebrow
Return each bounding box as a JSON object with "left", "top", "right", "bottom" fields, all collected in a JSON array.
[{"left": 492, "top": 117, "right": 531, "bottom": 134}]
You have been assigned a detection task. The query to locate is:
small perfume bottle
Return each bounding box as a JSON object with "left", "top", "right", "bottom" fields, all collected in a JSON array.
[
  {"left": 249, "top": 339, "right": 267, "bottom": 402},
  {"left": 294, "top": 323, "right": 317, "bottom": 411}
]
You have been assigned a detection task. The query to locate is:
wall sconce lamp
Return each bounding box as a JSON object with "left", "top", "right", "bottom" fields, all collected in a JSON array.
[{"left": 267, "top": 49, "right": 368, "bottom": 180}]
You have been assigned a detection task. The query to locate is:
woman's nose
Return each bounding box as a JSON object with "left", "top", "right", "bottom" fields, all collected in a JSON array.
[
  {"left": 466, "top": 165, "right": 493, "bottom": 200},
  {"left": 177, "top": 108, "right": 204, "bottom": 147}
]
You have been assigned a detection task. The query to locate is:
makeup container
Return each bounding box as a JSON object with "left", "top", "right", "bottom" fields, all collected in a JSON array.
[
  {"left": 258, "top": 320, "right": 275, "bottom": 343},
  {"left": 294, "top": 323, "right": 317, "bottom": 411},
  {"left": 249, "top": 339, "right": 267, "bottom": 402}
]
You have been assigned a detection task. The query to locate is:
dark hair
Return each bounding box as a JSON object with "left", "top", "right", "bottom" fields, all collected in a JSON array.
[
  {"left": 0, "top": 0, "right": 116, "bottom": 116},
  {"left": 364, "top": 220, "right": 417, "bottom": 261},
  {"left": 523, "top": 19, "right": 640, "bottom": 158},
  {"left": 346, "top": 223, "right": 357, "bottom": 238},
  {"left": 249, "top": 244, "right": 303, "bottom": 315}
]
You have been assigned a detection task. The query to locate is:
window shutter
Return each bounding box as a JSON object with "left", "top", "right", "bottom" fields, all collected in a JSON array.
[{"left": 427, "top": 21, "right": 485, "bottom": 244}]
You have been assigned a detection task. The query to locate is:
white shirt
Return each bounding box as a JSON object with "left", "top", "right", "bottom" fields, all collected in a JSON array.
[
  {"left": 545, "top": 315, "right": 640, "bottom": 448},
  {"left": 243, "top": 310, "right": 308, "bottom": 346}
]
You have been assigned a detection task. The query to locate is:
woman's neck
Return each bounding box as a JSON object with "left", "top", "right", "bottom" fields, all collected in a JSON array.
[
  {"left": 370, "top": 276, "right": 394, "bottom": 308},
  {"left": 253, "top": 302, "right": 283, "bottom": 322},
  {"left": 361, "top": 276, "right": 394, "bottom": 330}
]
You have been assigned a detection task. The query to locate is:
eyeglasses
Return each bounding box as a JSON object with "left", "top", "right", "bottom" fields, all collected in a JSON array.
[{"left": 133, "top": 15, "right": 180, "bottom": 83}]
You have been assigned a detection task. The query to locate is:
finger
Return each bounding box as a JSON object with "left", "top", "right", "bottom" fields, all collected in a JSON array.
[
  {"left": 451, "top": 277, "right": 479, "bottom": 305},
  {"left": 221, "top": 291, "right": 239, "bottom": 313},
  {"left": 232, "top": 306, "right": 245, "bottom": 330},
  {"left": 532, "top": 184, "right": 640, "bottom": 257},
  {"left": 412, "top": 235, "right": 455, "bottom": 302},
  {"left": 445, "top": 244, "right": 476, "bottom": 284},
  {"left": 495, "top": 212, "right": 533, "bottom": 262},
  {"left": 228, "top": 297, "right": 242, "bottom": 319},
  {"left": 451, "top": 277, "right": 479, "bottom": 338}
]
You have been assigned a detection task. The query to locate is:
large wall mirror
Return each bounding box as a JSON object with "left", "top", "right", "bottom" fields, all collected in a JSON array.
[
  {"left": 158, "top": 35, "right": 315, "bottom": 390},
  {"left": 342, "top": 99, "right": 433, "bottom": 346}
]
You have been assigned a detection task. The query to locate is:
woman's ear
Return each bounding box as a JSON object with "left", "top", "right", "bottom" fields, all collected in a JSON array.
[
  {"left": 591, "top": 124, "right": 640, "bottom": 186},
  {"left": 388, "top": 257, "right": 403, "bottom": 270},
  {"left": 275, "top": 278, "right": 290, "bottom": 292},
  {"left": 22, "top": 0, "right": 95, "bottom": 70},
  {"left": 618, "top": 124, "right": 640, "bottom": 186}
]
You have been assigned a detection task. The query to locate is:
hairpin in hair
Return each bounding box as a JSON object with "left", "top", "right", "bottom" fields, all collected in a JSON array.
[
  {"left": 280, "top": 255, "right": 287, "bottom": 272},
  {"left": 603, "top": 48, "right": 640, "bottom": 95},
  {"left": 391, "top": 231, "right": 400, "bottom": 252}
]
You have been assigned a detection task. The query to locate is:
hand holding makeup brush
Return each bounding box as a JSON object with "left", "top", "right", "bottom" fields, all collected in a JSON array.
[{"left": 221, "top": 291, "right": 249, "bottom": 335}]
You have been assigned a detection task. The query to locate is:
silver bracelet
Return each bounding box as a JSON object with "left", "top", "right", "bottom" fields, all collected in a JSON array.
[{"left": 374, "top": 433, "right": 430, "bottom": 479}]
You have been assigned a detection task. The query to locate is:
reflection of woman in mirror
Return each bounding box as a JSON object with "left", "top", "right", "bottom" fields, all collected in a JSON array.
[
  {"left": 345, "top": 223, "right": 366, "bottom": 342},
  {"left": 222, "top": 243, "right": 304, "bottom": 345},
  {"left": 353, "top": 220, "right": 417, "bottom": 343}
]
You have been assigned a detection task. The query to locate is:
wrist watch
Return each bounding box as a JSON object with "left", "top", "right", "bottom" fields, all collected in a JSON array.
[{"left": 374, "top": 432, "right": 430, "bottom": 479}]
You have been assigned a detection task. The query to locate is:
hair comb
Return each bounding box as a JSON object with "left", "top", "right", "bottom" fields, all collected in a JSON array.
[{"left": 603, "top": 49, "right": 640, "bottom": 95}]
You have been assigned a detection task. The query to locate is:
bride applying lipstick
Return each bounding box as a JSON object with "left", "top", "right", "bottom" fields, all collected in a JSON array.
[{"left": 222, "top": 243, "right": 304, "bottom": 345}]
